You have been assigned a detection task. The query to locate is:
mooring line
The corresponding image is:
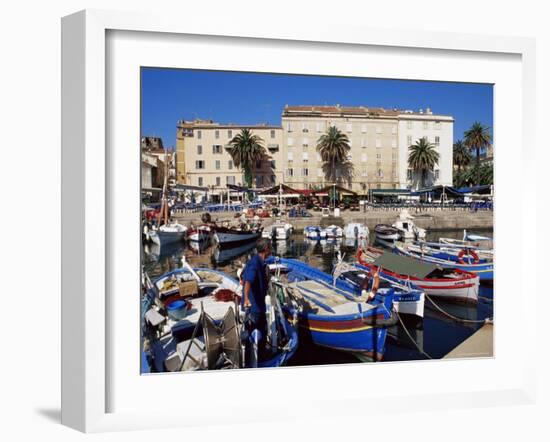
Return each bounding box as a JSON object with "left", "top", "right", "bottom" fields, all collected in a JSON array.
[
  {"left": 395, "top": 311, "right": 433, "bottom": 360},
  {"left": 425, "top": 294, "right": 492, "bottom": 324}
]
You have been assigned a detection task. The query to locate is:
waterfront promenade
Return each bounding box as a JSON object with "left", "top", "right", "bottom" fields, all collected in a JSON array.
[{"left": 172, "top": 207, "right": 493, "bottom": 232}]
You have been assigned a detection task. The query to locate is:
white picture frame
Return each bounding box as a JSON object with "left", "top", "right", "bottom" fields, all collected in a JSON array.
[{"left": 61, "top": 9, "right": 538, "bottom": 433}]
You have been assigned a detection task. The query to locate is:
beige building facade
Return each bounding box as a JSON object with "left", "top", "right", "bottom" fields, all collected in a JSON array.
[
  {"left": 175, "top": 105, "right": 454, "bottom": 195},
  {"left": 281, "top": 105, "right": 401, "bottom": 193},
  {"left": 176, "top": 120, "right": 283, "bottom": 195}
]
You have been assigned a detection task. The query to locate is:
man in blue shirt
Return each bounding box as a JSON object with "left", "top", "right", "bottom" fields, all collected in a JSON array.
[{"left": 241, "top": 238, "right": 272, "bottom": 345}]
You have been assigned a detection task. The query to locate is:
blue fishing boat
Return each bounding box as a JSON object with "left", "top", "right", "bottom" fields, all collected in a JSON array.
[
  {"left": 388, "top": 241, "right": 494, "bottom": 282},
  {"left": 267, "top": 257, "right": 397, "bottom": 361},
  {"left": 141, "top": 259, "right": 298, "bottom": 372}
]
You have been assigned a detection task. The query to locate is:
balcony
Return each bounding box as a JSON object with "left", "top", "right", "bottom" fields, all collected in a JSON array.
[{"left": 267, "top": 144, "right": 279, "bottom": 152}]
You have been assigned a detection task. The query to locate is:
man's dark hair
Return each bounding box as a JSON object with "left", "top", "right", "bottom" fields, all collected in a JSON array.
[{"left": 256, "top": 237, "right": 271, "bottom": 254}]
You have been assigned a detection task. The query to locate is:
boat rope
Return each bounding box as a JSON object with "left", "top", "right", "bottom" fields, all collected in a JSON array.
[
  {"left": 395, "top": 311, "right": 433, "bottom": 360},
  {"left": 425, "top": 294, "right": 492, "bottom": 324}
]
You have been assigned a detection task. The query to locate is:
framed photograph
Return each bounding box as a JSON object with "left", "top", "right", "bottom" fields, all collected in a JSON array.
[{"left": 62, "top": 9, "right": 537, "bottom": 433}]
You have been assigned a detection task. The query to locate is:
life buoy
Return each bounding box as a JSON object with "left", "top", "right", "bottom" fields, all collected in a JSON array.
[{"left": 458, "top": 248, "right": 479, "bottom": 264}]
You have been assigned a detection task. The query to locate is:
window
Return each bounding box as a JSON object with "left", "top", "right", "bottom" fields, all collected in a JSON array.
[
  {"left": 376, "top": 126, "right": 382, "bottom": 134},
  {"left": 271, "top": 175, "right": 276, "bottom": 184},
  {"left": 228, "top": 160, "right": 233, "bottom": 170},
  {"left": 392, "top": 152, "right": 397, "bottom": 160},
  {"left": 212, "top": 144, "right": 222, "bottom": 154},
  {"left": 215, "top": 130, "right": 219, "bottom": 139},
  {"left": 435, "top": 170, "right": 440, "bottom": 180},
  {"left": 392, "top": 126, "right": 397, "bottom": 134},
  {"left": 361, "top": 138, "right": 367, "bottom": 148},
  {"left": 256, "top": 175, "right": 264, "bottom": 186},
  {"left": 316, "top": 122, "right": 324, "bottom": 132},
  {"left": 303, "top": 152, "right": 309, "bottom": 161},
  {"left": 376, "top": 139, "right": 382, "bottom": 148},
  {"left": 195, "top": 160, "right": 205, "bottom": 169},
  {"left": 317, "top": 169, "right": 323, "bottom": 177},
  {"left": 316, "top": 153, "right": 322, "bottom": 162},
  {"left": 197, "top": 145, "right": 203, "bottom": 155},
  {"left": 226, "top": 176, "right": 235, "bottom": 185},
  {"left": 407, "top": 169, "right": 412, "bottom": 180},
  {"left": 407, "top": 135, "right": 412, "bottom": 146},
  {"left": 286, "top": 168, "right": 293, "bottom": 177},
  {"left": 376, "top": 153, "right": 381, "bottom": 159},
  {"left": 361, "top": 124, "right": 367, "bottom": 133},
  {"left": 302, "top": 138, "right": 309, "bottom": 147},
  {"left": 287, "top": 152, "right": 293, "bottom": 161},
  {"left": 378, "top": 169, "right": 383, "bottom": 178},
  {"left": 423, "top": 121, "right": 428, "bottom": 130},
  {"left": 302, "top": 168, "right": 309, "bottom": 176},
  {"left": 346, "top": 123, "right": 352, "bottom": 133},
  {"left": 256, "top": 160, "right": 262, "bottom": 169},
  {"left": 302, "top": 123, "right": 309, "bottom": 133},
  {"left": 215, "top": 176, "right": 221, "bottom": 187},
  {"left": 270, "top": 129, "right": 275, "bottom": 138},
  {"left": 287, "top": 137, "right": 294, "bottom": 146},
  {"left": 407, "top": 121, "right": 413, "bottom": 130},
  {"left": 215, "top": 160, "right": 220, "bottom": 170},
  {"left": 197, "top": 130, "right": 202, "bottom": 139},
  {"left": 270, "top": 160, "right": 276, "bottom": 169},
  {"left": 198, "top": 177, "right": 203, "bottom": 186},
  {"left": 361, "top": 153, "right": 368, "bottom": 162},
  {"left": 391, "top": 139, "right": 397, "bottom": 148},
  {"left": 435, "top": 121, "right": 441, "bottom": 130},
  {"left": 287, "top": 122, "right": 293, "bottom": 132},
  {"left": 435, "top": 136, "right": 440, "bottom": 146},
  {"left": 227, "top": 130, "right": 232, "bottom": 139},
  {"left": 361, "top": 168, "right": 368, "bottom": 177}
]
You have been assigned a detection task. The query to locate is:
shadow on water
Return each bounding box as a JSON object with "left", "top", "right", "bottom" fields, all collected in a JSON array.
[{"left": 142, "top": 228, "right": 493, "bottom": 364}]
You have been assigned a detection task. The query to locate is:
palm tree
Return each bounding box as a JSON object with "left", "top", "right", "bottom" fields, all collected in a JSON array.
[
  {"left": 316, "top": 126, "right": 354, "bottom": 184},
  {"left": 408, "top": 137, "right": 440, "bottom": 189},
  {"left": 464, "top": 122, "right": 492, "bottom": 185},
  {"left": 453, "top": 139, "right": 471, "bottom": 174},
  {"left": 228, "top": 128, "right": 266, "bottom": 188}
]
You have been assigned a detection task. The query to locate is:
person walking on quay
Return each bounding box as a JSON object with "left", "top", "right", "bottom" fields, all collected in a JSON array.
[{"left": 241, "top": 238, "right": 272, "bottom": 360}]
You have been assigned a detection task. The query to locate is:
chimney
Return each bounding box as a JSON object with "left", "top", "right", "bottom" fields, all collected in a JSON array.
[
  {"left": 426, "top": 107, "right": 432, "bottom": 114},
  {"left": 419, "top": 109, "right": 423, "bottom": 114}
]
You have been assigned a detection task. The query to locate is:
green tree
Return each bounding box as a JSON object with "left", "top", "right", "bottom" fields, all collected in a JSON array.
[
  {"left": 316, "top": 126, "right": 354, "bottom": 186},
  {"left": 408, "top": 137, "right": 440, "bottom": 189},
  {"left": 453, "top": 139, "right": 471, "bottom": 174},
  {"left": 228, "top": 128, "right": 266, "bottom": 188},
  {"left": 464, "top": 122, "right": 492, "bottom": 185}
]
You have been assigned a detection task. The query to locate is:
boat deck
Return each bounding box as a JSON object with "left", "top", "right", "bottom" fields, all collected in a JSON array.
[{"left": 286, "top": 279, "right": 373, "bottom": 316}]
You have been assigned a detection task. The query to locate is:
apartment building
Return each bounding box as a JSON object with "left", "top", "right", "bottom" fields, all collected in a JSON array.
[
  {"left": 175, "top": 106, "right": 453, "bottom": 195},
  {"left": 397, "top": 108, "right": 453, "bottom": 189},
  {"left": 176, "top": 120, "right": 283, "bottom": 194}
]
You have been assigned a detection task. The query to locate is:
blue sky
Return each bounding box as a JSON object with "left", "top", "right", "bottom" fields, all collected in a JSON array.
[{"left": 141, "top": 68, "right": 493, "bottom": 149}]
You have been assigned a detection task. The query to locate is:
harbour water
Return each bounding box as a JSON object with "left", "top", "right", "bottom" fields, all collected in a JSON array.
[{"left": 142, "top": 229, "right": 493, "bottom": 365}]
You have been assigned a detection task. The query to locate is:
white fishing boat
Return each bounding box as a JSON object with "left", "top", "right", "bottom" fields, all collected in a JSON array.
[
  {"left": 187, "top": 225, "right": 212, "bottom": 242},
  {"left": 325, "top": 225, "right": 343, "bottom": 238},
  {"left": 213, "top": 225, "right": 263, "bottom": 249},
  {"left": 303, "top": 226, "right": 327, "bottom": 239},
  {"left": 392, "top": 209, "right": 426, "bottom": 240},
  {"left": 343, "top": 223, "right": 369, "bottom": 240},
  {"left": 374, "top": 224, "right": 400, "bottom": 241},
  {"left": 142, "top": 259, "right": 298, "bottom": 371},
  {"left": 262, "top": 220, "right": 293, "bottom": 240},
  {"left": 149, "top": 222, "right": 187, "bottom": 246}
]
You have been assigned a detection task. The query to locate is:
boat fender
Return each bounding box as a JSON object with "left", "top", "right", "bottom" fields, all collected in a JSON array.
[{"left": 458, "top": 248, "right": 479, "bottom": 264}]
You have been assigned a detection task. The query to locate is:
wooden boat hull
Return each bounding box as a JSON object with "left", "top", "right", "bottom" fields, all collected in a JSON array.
[
  {"left": 213, "top": 227, "right": 262, "bottom": 249},
  {"left": 149, "top": 230, "right": 186, "bottom": 246},
  {"left": 393, "top": 245, "right": 494, "bottom": 282}
]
